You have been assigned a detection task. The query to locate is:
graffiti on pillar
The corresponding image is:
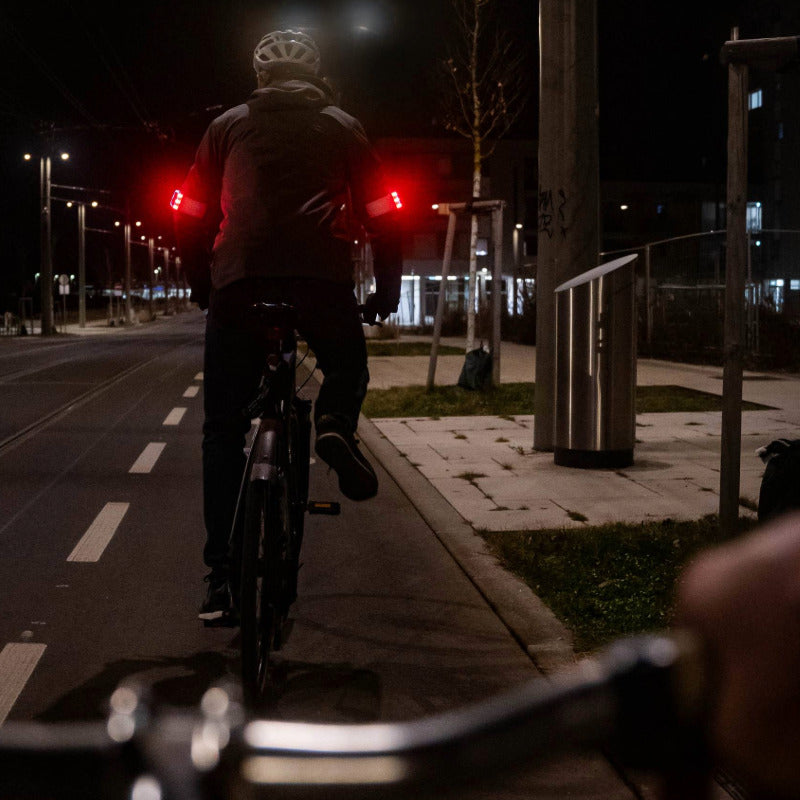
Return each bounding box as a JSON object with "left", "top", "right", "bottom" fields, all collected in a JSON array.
[
  {"left": 538, "top": 188, "right": 569, "bottom": 239},
  {"left": 538, "top": 189, "right": 554, "bottom": 238},
  {"left": 557, "top": 188, "right": 568, "bottom": 239}
]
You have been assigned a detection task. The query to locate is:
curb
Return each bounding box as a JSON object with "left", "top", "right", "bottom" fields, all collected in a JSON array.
[{"left": 356, "top": 412, "right": 576, "bottom": 676}]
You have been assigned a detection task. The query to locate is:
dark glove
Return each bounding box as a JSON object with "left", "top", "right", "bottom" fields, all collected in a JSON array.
[
  {"left": 190, "top": 285, "right": 210, "bottom": 311},
  {"left": 188, "top": 275, "right": 211, "bottom": 311},
  {"left": 362, "top": 290, "right": 398, "bottom": 324}
]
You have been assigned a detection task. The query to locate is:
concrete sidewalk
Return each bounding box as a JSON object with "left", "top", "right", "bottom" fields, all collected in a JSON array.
[
  {"left": 365, "top": 336, "right": 800, "bottom": 532},
  {"left": 353, "top": 334, "right": 800, "bottom": 678}
]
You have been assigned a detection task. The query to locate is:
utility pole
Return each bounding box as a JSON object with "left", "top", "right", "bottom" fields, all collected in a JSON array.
[
  {"left": 124, "top": 222, "right": 134, "bottom": 324},
  {"left": 77, "top": 202, "right": 86, "bottom": 328},
  {"left": 718, "top": 32, "right": 800, "bottom": 530},
  {"left": 534, "top": 0, "right": 600, "bottom": 451},
  {"left": 148, "top": 238, "right": 155, "bottom": 320},
  {"left": 39, "top": 156, "right": 55, "bottom": 335},
  {"left": 720, "top": 28, "right": 748, "bottom": 532},
  {"left": 163, "top": 247, "right": 171, "bottom": 315}
]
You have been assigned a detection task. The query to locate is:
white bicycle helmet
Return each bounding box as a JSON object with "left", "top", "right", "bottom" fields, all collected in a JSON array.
[{"left": 253, "top": 30, "right": 321, "bottom": 76}]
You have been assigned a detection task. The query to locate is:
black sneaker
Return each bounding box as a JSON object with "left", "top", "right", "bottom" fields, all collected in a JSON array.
[
  {"left": 315, "top": 416, "right": 378, "bottom": 501},
  {"left": 199, "top": 572, "right": 232, "bottom": 622}
]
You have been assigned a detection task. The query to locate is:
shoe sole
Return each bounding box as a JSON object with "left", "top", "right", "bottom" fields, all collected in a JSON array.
[
  {"left": 202, "top": 613, "right": 240, "bottom": 628},
  {"left": 315, "top": 431, "right": 378, "bottom": 501}
]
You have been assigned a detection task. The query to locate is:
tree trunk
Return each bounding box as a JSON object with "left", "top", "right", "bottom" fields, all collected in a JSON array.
[
  {"left": 465, "top": 12, "right": 482, "bottom": 353},
  {"left": 466, "top": 168, "right": 482, "bottom": 351}
]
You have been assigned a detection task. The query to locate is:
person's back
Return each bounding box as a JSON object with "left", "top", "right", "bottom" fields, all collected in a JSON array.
[
  {"left": 186, "top": 75, "right": 386, "bottom": 290},
  {"left": 173, "top": 30, "right": 402, "bottom": 623}
]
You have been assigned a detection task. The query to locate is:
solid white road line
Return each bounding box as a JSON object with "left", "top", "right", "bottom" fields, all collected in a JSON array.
[
  {"left": 163, "top": 407, "right": 187, "bottom": 426},
  {"left": 129, "top": 442, "right": 166, "bottom": 474},
  {"left": 183, "top": 386, "right": 199, "bottom": 398},
  {"left": 67, "top": 502, "right": 130, "bottom": 563},
  {"left": 0, "top": 643, "right": 47, "bottom": 726}
]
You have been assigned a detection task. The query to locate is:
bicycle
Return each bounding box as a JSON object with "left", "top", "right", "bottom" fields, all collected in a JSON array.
[
  {"left": 0, "top": 632, "right": 713, "bottom": 800},
  {"left": 224, "top": 302, "right": 340, "bottom": 708}
]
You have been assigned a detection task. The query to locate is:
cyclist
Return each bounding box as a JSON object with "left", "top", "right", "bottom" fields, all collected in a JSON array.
[{"left": 172, "top": 30, "right": 402, "bottom": 622}]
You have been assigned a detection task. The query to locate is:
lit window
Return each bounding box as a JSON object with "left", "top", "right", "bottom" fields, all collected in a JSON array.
[
  {"left": 746, "top": 202, "right": 762, "bottom": 232},
  {"left": 749, "top": 89, "right": 763, "bottom": 110},
  {"left": 769, "top": 279, "right": 785, "bottom": 288},
  {"left": 476, "top": 238, "right": 488, "bottom": 257},
  {"left": 656, "top": 203, "right": 665, "bottom": 215},
  {"left": 790, "top": 280, "right": 800, "bottom": 291}
]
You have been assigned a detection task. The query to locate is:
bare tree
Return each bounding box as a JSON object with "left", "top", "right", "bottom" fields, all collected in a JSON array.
[{"left": 441, "top": 0, "right": 529, "bottom": 352}]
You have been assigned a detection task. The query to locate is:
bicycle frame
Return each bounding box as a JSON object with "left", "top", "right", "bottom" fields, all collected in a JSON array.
[{"left": 229, "top": 304, "right": 302, "bottom": 575}]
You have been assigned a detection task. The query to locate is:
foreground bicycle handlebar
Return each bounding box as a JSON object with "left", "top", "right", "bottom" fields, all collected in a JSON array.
[{"left": 0, "top": 633, "right": 710, "bottom": 800}]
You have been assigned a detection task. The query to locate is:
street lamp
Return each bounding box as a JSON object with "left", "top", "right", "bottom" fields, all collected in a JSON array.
[{"left": 24, "top": 150, "right": 69, "bottom": 335}]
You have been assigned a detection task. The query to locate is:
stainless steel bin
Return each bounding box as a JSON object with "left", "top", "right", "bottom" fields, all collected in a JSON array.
[{"left": 553, "top": 254, "right": 638, "bottom": 468}]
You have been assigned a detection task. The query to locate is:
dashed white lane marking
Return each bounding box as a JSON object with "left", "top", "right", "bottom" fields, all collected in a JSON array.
[
  {"left": 67, "top": 502, "right": 130, "bottom": 563},
  {"left": 0, "top": 643, "right": 47, "bottom": 726},
  {"left": 183, "top": 385, "right": 199, "bottom": 398},
  {"left": 129, "top": 442, "right": 166, "bottom": 474},
  {"left": 163, "top": 407, "right": 187, "bottom": 426},
  {"left": 194, "top": 372, "right": 204, "bottom": 381}
]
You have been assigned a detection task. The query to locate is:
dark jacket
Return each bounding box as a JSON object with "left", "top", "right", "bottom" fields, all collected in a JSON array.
[{"left": 172, "top": 77, "right": 402, "bottom": 308}]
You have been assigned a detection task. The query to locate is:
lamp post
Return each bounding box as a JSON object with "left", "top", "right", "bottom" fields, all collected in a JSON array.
[
  {"left": 40, "top": 155, "right": 54, "bottom": 334},
  {"left": 24, "top": 151, "right": 69, "bottom": 335},
  {"left": 77, "top": 202, "right": 86, "bottom": 327},
  {"left": 65, "top": 199, "right": 99, "bottom": 328},
  {"left": 161, "top": 247, "right": 171, "bottom": 315},
  {"left": 124, "top": 222, "right": 133, "bottom": 323},
  {"left": 148, "top": 237, "right": 155, "bottom": 319},
  {"left": 113, "top": 214, "right": 139, "bottom": 324}
]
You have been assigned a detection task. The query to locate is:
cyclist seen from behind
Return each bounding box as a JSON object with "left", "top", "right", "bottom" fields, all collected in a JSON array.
[{"left": 172, "top": 30, "right": 403, "bottom": 622}]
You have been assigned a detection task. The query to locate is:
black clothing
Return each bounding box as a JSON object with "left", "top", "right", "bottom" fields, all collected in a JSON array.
[
  {"left": 202, "top": 279, "right": 368, "bottom": 573},
  {"left": 174, "top": 77, "right": 402, "bottom": 298},
  {"left": 173, "top": 76, "right": 401, "bottom": 575}
]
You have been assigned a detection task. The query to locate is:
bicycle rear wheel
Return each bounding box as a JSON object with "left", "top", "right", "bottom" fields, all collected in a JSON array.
[{"left": 239, "top": 474, "right": 291, "bottom": 707}]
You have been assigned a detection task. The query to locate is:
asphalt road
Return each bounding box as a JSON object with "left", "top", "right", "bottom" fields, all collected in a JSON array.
[
  {"left": 0, "top": 311, "right": 542, "bottom": 717},
  {"left": 0, "top": 312, "right": 643, "bottom": 799}
]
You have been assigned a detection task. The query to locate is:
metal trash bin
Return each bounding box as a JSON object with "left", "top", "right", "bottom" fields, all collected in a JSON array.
[{"left": 553, "top": 254, "right": 638, "bottom": 468}]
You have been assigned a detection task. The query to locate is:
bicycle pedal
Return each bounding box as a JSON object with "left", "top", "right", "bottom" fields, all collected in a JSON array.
[{"left": 307, "top": 500, "right": 341, "bottom": 515}]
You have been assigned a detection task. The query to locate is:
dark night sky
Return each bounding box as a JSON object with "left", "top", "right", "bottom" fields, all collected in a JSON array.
[{"left": 0, "top": 0, "right": 784, "bottom": 301}]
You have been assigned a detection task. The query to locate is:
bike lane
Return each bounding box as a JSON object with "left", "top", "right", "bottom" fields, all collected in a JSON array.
[{"left": 258, "top": 376, "right": 645, "bottom": 800}]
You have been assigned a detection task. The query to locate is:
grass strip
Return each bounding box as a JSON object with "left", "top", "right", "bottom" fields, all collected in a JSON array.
[
  {"left": 364, "top": 383, "right": 535, "bottom": 418},
  {"left": 362, "top": 382, "right": 771, "bottom": 418},
  {"left": 480, "top": 516, "right": 755, "bottom": 654}
]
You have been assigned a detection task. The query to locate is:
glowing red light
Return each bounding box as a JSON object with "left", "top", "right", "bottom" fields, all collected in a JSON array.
[
  {"left": 169, "top": 189, "right": 184, "bottom": 211},
  {"left": 391, "top": 191, "right": 403, "bottom": 210}
]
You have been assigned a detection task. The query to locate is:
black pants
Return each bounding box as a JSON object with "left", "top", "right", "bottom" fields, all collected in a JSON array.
[{"left": 202, "top": 278, "right": 368, "bottom": 573}]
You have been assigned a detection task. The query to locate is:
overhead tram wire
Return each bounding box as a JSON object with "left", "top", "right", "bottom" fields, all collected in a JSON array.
[
  {"left": 65, "top": 0, "right": 155, "bottom": 133},
  {"left": 0, "top": 9, "right": 102, "bottom": 129}
]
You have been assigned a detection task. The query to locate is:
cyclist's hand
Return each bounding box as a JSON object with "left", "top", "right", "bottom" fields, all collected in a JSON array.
[
  {"left": 362, "top": 292, "right": 397, "bottom": 325},
  {"left": 674, "top": 511, "right": 800, "bottom": 799}
]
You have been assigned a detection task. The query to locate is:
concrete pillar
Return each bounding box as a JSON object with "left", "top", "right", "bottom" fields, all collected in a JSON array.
[{"left": 534, "top": 0, "right": 600, "bottom": 450}]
